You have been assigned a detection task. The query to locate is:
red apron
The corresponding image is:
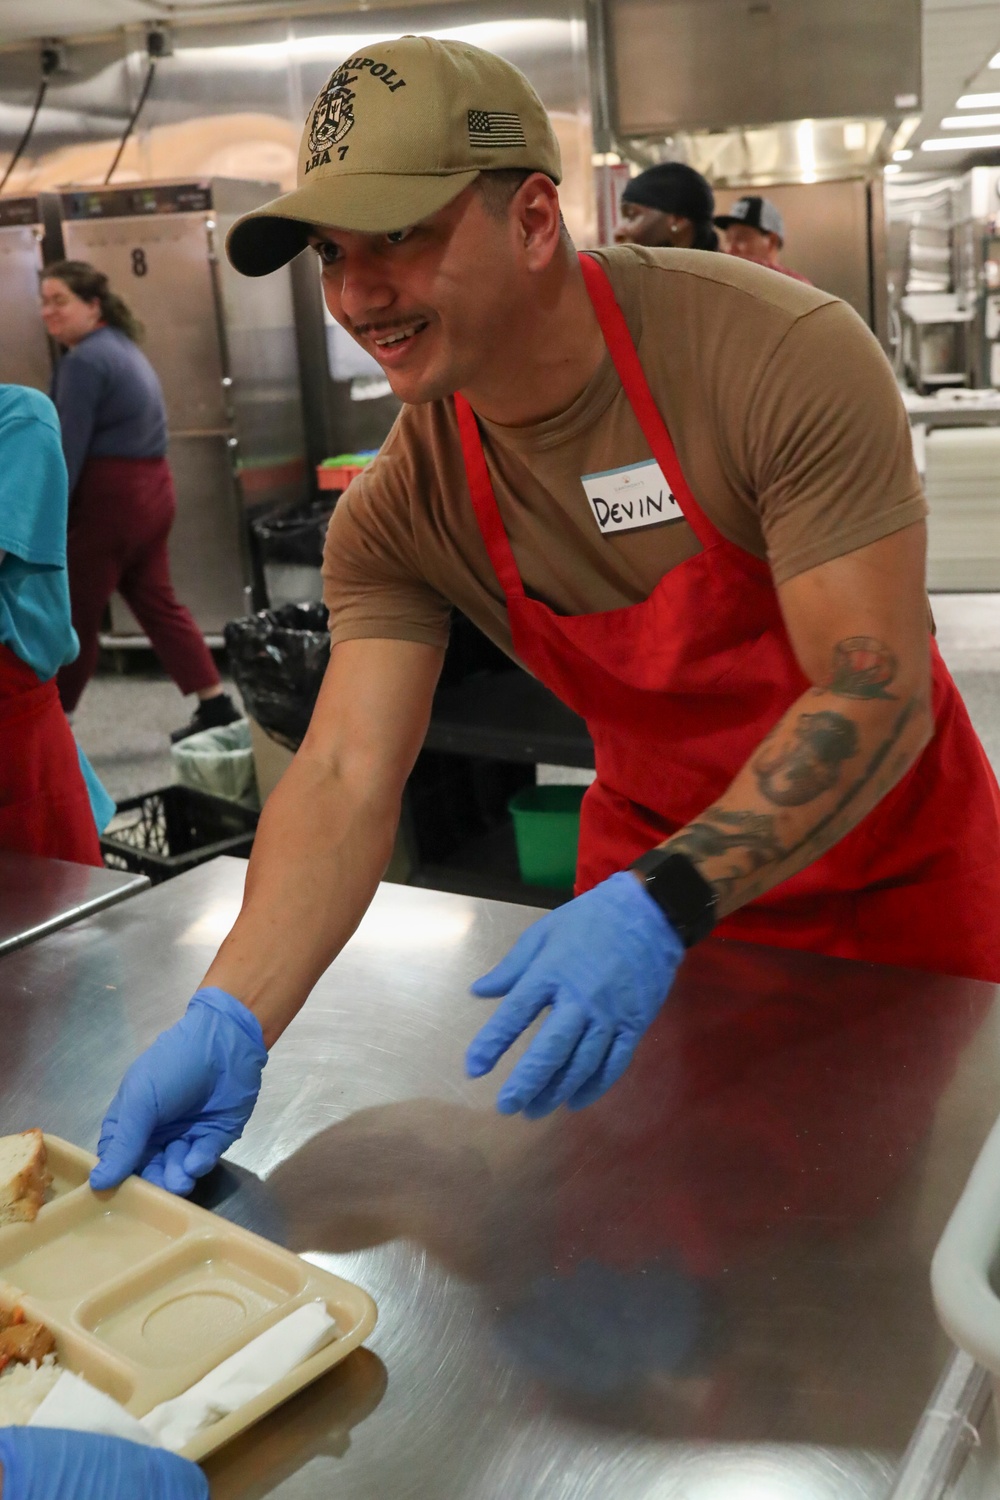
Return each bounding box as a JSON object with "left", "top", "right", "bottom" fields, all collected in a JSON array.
[
  {"left": 0, "top": 643, "right": 103, "bottom": 867},
  {"left": 455, "top": 254, "right": 1000, "bottom": 982}
]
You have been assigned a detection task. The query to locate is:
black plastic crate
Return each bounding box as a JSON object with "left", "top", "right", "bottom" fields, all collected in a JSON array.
[{"left": 100, "top": 784, "right": 258, "bottom": 884}]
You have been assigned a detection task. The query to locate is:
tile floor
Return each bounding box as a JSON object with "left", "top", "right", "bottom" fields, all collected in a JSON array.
[{"left": 73, "top": 669, "right": 243, "bottom": 802}]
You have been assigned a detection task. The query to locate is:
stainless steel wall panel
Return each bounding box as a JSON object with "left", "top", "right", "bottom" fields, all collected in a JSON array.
[
  {"left": 141, "top": 15, "right": 299, "bottom": 122},
  {"left": 0, "top": 35, "right": 132, "bottom": 179},
  {"left": 609, "top": 0, "right": 921, "bottom": 138}
]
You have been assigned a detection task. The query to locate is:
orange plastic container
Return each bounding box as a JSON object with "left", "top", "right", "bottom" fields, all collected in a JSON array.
[{"left": 317, "top": 464, "right": 366, "bottom": 491}]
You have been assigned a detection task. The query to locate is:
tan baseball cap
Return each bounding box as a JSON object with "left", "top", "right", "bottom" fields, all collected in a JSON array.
[{"left": 226, "top": 35, "right": 562, "bottom": 277}]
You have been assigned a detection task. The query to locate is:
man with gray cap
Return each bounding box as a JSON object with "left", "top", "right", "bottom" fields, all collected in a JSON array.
[
  {"left": 715, "top": 195, "right": 812, "bottom": 283},
  {"left": 89, "top": 35, "right": 1000, "bottom": 1198}
]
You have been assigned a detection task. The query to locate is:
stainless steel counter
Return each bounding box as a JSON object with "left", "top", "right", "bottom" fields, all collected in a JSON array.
[
  {"left": 903, "top": 391, "right": 1000, "bottom": 429},
  {"left": 1, "top": 855, "right": 999, "bottom": 1499},
  {"left": 0, "top": 849, "right": 148, "bottom": 956}
]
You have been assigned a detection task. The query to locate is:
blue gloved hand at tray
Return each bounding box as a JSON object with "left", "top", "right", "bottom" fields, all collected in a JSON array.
[
  {"left": 0, "top": 1427, "right": 208, "bottom": 1500},
  {"left": 90, "top": 987, "right": 267, "bottom": 1197}
]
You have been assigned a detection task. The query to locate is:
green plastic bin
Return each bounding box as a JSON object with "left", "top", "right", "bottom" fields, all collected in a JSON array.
[{"left": 508, "top": 784, "right": 585, "bottom": 889}]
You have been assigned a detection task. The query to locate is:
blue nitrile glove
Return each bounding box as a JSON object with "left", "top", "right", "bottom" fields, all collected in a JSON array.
[
  {"left": 0, "top": 1428, "right": 208, "bottom": 1500},
  {"left": 466, "top": 871, "right": 685, "bottom": 1118},
  {"left": 90, "top": 987, "right": 267, "bottom": 1197}
]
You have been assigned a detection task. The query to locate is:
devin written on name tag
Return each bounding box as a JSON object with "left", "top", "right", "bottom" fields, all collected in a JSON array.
[{"left": 580, "top": 459, "right": 683, "bottom": 536}]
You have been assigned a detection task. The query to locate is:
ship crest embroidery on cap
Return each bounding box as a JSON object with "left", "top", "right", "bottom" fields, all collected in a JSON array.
[
  {"left": 308, "top": 70, "right": 357, "bottom": 157},
  {"left": 468, "top": 110, "right": 527, "bottom": 149},
  {"left": 305, "top": 57, "right": 409, "bottom": 174}
]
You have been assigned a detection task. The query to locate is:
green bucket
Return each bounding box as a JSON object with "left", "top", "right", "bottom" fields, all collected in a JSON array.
[{"left": 508, "top": 784, "right": 585, "bottom": 889}]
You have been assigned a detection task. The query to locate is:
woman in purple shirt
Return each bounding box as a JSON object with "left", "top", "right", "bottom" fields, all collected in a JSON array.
[{"left": 41, "top": 261, "right": 238, "bottom": 743}]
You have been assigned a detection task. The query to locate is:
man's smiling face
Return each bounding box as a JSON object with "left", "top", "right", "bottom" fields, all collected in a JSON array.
[{"left": 310, "top": 180, "right": 530, "bottom": 406}]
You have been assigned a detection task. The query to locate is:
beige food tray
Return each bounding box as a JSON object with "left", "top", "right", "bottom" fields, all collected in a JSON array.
[{"left": 0, "top": 1135, "right": 377, "bottom": 1463}]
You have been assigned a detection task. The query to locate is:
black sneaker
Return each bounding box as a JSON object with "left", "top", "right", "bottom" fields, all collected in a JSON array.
[{"left": 170, "top": 692, "right": 241, "bottom": 744}]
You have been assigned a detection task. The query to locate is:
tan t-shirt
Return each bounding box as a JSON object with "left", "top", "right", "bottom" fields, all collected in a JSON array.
[{"left": 322, "top": 245, "right": 925, "bottom": 659}]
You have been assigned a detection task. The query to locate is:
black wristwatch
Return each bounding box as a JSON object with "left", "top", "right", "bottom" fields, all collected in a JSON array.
[{"left": 630, "top": 848, "right": 719, "bottom": 948}]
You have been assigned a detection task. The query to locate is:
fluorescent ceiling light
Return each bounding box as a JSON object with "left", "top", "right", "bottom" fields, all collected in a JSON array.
[
  {"left": 884, "top": 164, "right": 903, "bottom": 175},
  {"left": 893, "top": 149, "right": 913, "bottom": 161},
  {"left": 888, "top": 115, "right": 921, "bottom": 155},
  {"left": 957, "top": 92, "right": 1000, "bottom": 107},
  {"left": 796, "top": 118, "right": 817, "bottom": 182},
  {"left": 941, "top": 113, "right": 1000, "bottom": 128},
  {"left": 922, "top": 133, "right": 1000, "bottom": 150},
  {"left": 177, "top": 20, "right": 564, "bottom": 67}
]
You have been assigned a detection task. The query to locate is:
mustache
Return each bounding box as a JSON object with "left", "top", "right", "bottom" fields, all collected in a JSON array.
[{"left": 349, "top": 313, "right": 430, "bottom": 337}]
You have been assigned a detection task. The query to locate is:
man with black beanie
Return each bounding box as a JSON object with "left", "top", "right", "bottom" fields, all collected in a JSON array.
[{"left": 614, "top": 163, "right": 719, "bottom": 250}]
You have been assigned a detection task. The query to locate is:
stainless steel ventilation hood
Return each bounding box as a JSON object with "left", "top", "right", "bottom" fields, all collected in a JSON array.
[{"left": 600, "top": 0, "right": 922, "bottom": 185}]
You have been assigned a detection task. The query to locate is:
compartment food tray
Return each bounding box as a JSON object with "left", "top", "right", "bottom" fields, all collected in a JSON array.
[{"left": 0, "top": 1136, "right": 377, "bottom": 1463}]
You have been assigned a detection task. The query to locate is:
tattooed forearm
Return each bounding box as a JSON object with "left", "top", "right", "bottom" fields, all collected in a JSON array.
[
  {"left": 669, "top": 808, "right": 784, "bottom": 865},
  {"left": 668, "top": 810, "right": 785, "bottom": 897},
  {"left": 822, "top": 636, "right": 898, "bottom": 700},
  {"left": 657, "top": 634, "right": 931, "bottom": 919},
  {"left": 753, "top": 710, "right": 859, "bottom": 806},
  {"left": 782, "top": 695, "right": 918, "bottom": 863}
]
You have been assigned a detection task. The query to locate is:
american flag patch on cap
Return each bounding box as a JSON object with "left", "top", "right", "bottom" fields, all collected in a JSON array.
[{"left": 468, "top": 110, "right": 527, "bottom": 149}]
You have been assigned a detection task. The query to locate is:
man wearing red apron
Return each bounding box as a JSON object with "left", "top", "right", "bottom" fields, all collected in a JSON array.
[{"left": 91, "top": 38, "right": 1000, "bottom": 1197}]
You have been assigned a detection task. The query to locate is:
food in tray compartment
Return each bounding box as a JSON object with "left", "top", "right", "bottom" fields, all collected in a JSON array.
[
  {"left": 0, "top": 1306, "right": 56, "bottom": 1368},
  {"left": 0, "top": 1130, "right": 53, "bottom": 1225},
  {"left": 0, "top": 1306, "right": 61, "bottom": 1422}
]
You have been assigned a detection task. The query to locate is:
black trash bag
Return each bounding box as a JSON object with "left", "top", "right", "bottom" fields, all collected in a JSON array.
[
  {"left": 250, "top": 504, "right": 334, "bottom": 567},
  {"left": 224, "top": 604, "right": 330, "bottom": 751}
]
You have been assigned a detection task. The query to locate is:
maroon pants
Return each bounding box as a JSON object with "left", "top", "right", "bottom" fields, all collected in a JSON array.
[{"left": 57, "top": 456, "right": 220, "bottom": 713}]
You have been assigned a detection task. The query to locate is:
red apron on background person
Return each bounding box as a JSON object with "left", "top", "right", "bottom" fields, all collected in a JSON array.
[
  {"left": 0, "top": 643, "right": 103, "bottom": 867},
  {"left": 455, "top": 253, "right": 1000, "bottom": 982}
]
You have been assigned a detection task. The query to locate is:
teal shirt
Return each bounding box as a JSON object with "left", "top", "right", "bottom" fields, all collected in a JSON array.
[
  {"left": 0, "top": 386, "right": 78, "bottom": 678},
  {"left": 0, "top": 385, "right": 115, "bottom": 833}
]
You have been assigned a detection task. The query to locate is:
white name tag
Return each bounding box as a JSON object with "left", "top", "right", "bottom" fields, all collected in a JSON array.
[{"left": 580, "top": 459, "right": 682, "bottom": 536}]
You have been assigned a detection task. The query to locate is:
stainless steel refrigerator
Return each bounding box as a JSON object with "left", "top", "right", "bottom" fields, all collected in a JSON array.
[
  {"left": 59, "top": 178, "right": 307, "bottom": 638},
  {"left": 0, "top": 195, "right": 59, "bottom": 393},
  {"left": 713, "top": 178, "right": 889, "bottom": 342}
]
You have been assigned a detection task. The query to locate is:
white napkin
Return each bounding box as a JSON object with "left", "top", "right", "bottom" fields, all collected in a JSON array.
[
  {"left": 141, "top": 1300, "right": 338, "bottom": 1452},
  {"left": 29, "top": 1369, "right": 160, "bottom": 1447}
]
